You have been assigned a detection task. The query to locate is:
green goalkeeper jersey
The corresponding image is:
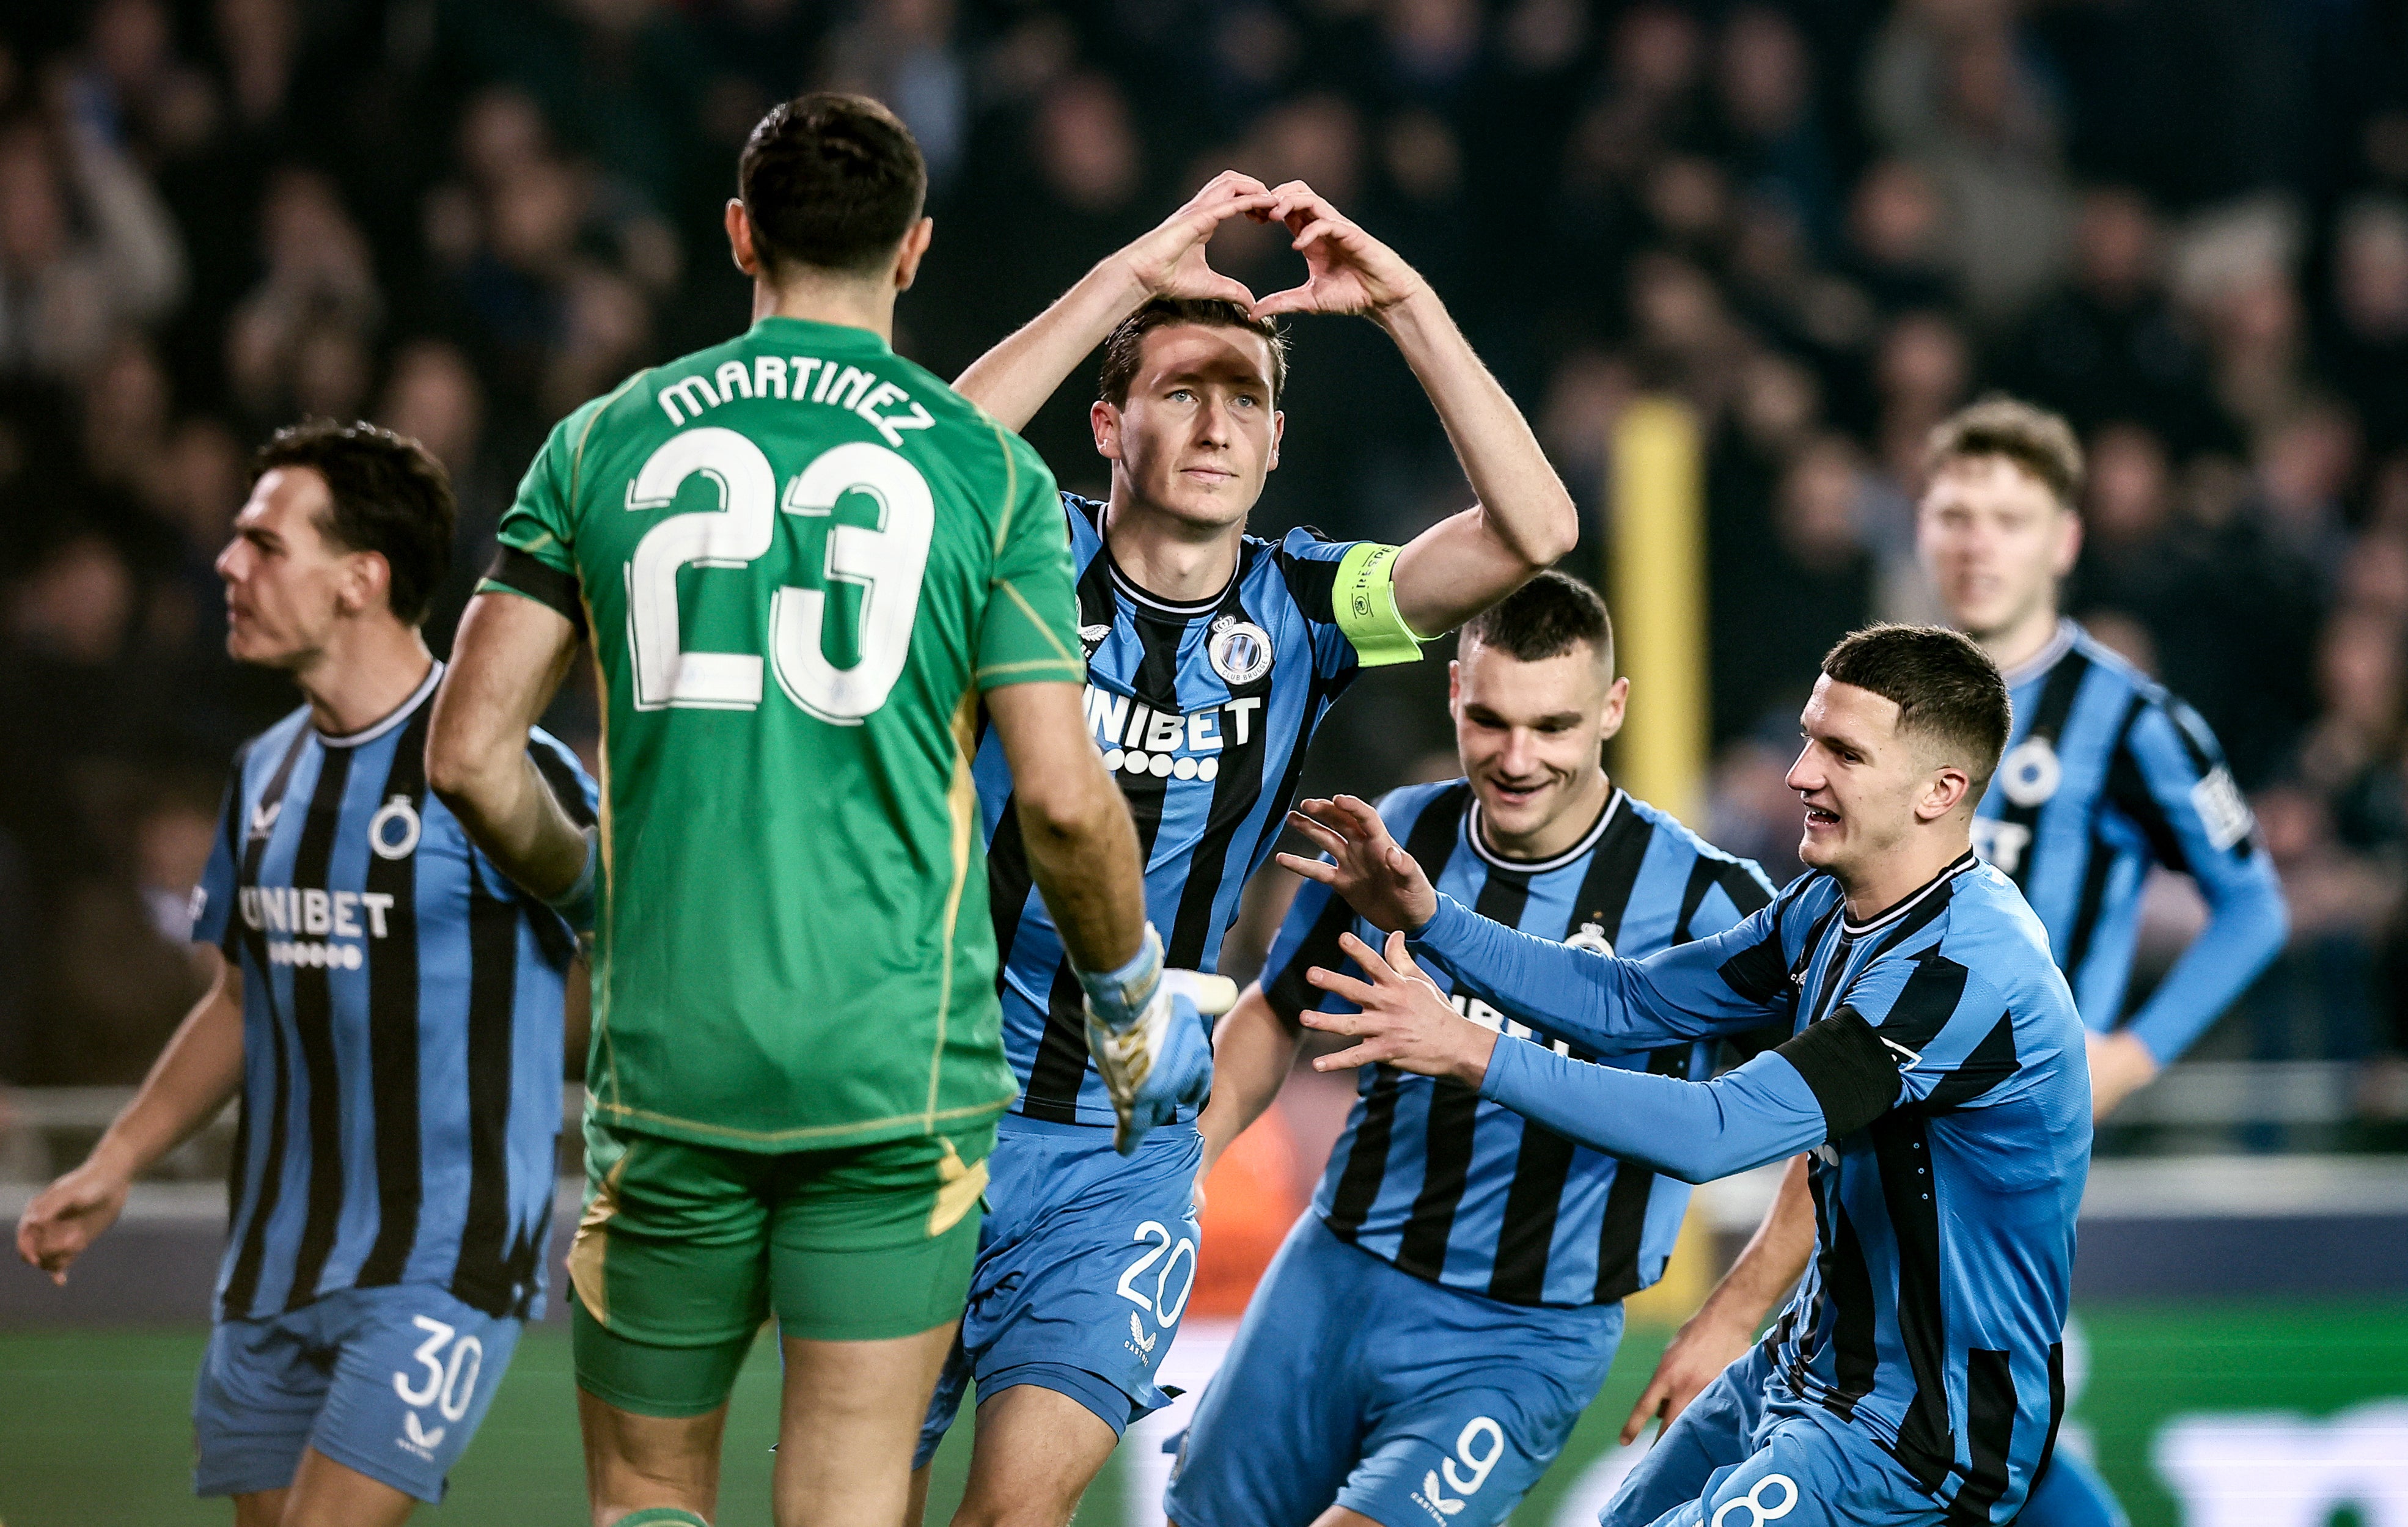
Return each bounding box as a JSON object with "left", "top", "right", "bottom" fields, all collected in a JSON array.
[{"left": 484, "top": 315, "right": 1084, "bottom": 1152}]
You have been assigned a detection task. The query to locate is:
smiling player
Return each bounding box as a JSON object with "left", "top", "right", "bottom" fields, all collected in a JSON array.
[
  {"left": 1279, "top": 623, "right": 2090, "bottom": 1527},
  {"left": 912, "top": 173, "right": 1580, "bottom": 1527},
  {"left": 1166, "top": 571, "right": 1775, "bottom": 1527},
  {"left": 1615, "top": 398, "right": 2288, "bottom": 1527}
]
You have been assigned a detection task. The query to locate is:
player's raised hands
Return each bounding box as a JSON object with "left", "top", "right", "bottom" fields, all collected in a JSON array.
[
  {"left": 1299, "top": 930, "right": 1495, "bottom": 1086},
  {"left": 1279, "top": 794, "right": 1440, "bottom": 932},
  {"left": 1115, "top": 170, "right": 1278, "bottom": 309},
  {"left": 15, "top": 1160, "right": 131, "bottom": 1286},
  {"left": 1249, "top": 181, "right": 1428, "bottom": 320}
]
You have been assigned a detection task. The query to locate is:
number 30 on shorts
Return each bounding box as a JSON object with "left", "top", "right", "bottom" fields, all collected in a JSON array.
[{"left": 392, "top": 1314, "right": 483, "bottom": 1423}]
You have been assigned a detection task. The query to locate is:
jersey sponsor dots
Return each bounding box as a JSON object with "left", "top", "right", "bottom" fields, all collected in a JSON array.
[
  {"left": 191, "top": 667, "right": 596, "bottom": 1322},
  {"left": 978, "top": 494, "right": 1417, "bottom": 1127},
  {"left": 1263, "top": 780, "right": 1775, "bottom": 1307},
  {"left": 1972, "top": 620, "right": 2286, "bottom": 1060},
  {"left": 484, "top": 317, "right": 1086, "bottom": 1151}
]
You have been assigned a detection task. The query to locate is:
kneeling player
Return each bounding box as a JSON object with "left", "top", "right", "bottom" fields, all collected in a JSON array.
[
  {"left": 16, "top": 423, "right": 594, "bottom": 1525},
  {"left": 1167, "top": 571, "right": 1776, "bottom": 1527}
]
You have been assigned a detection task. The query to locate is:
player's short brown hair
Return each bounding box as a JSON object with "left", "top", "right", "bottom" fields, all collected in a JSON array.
[
  {"left": 1923, "top": 395, "right": 2085, "bottom": 511},
  {"left": 252, "top": 420, "right": 456, "bottom": 627},
  {"left": 1821, "top": 623, "right": 2011, "bottom": 790},
  {"left": 740, "top": 93, "right": 927, "bottom": 278},
  {"left": 1097, "top": 298, "right": 1288, "bottom": 408},
  {"left": 1461, "top": 570, "right": 1615, "bottom": 676}
]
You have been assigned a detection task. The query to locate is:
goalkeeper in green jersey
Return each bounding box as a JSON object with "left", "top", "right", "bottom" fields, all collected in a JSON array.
[{"left": 425, "top": 95, "right": 1228, "bottom": 1527}]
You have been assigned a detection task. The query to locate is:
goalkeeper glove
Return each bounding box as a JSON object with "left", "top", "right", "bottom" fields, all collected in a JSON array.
[{"left": 1076, "top": 924, "right": 1237, "bottom": 1155}]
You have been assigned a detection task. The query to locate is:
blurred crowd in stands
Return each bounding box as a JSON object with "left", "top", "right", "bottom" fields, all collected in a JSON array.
[{"left": 0, "top": 0, "right": 2402, "bottom": 1126}]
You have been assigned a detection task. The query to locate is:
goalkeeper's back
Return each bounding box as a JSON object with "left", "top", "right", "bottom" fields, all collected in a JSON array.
[{"left": 480, "top": 117, "right": 1087, "bottom": 1157}]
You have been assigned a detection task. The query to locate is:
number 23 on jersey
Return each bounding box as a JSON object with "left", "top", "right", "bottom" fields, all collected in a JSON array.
[{"left": 625, "top": 427, "right": 933, "bottom": 724}]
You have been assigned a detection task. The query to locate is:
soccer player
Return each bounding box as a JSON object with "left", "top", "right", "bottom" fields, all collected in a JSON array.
[
  {"left": 15, "top": 422, "right": 594, "bottom": 1526},
  {"left": 1615, "top": 399, "right": 2288, "bottom": 1527},
  {"left": 914, "top": 174, "right": 1580, "bottom": 1526},
  {"left": 1162, "top": 570, "right": 1775, "bottom": 1527},
  {"left": 1284, "top": 623, "right": 2090, "bottom": 1527},
  {"left": 422, "top": 96, "right": 1198, "bottom": 1527}
]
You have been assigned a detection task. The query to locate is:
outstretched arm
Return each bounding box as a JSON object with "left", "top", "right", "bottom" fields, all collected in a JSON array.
[
  {"left": 1280, "top": 794, "right": 1791, "bottom": 1051},
  {"left": 955, "top": 172, "right": 1276, "bottom": 433},
  {"left": 1246, "top": 182, "right": 1578, "bottom": 635},
  {"left": 1302, "top": 932, "right": 1898, "bottom": 1183},
  {"left": 1196, "top": 982, "right": 1302, "bottom": 1182}
]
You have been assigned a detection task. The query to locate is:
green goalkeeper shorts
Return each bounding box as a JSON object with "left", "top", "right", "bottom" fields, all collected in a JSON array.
[{"left": 568, "top": 1114, "right": 993, "bottom": 1418}]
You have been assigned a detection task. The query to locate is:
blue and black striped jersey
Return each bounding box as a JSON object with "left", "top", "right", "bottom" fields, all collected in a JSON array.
[
  {"left": 189, "top": 665, "right": 595, "bottom": 1323},
  {"left": 1262, "top": 779, "right": 1774, "bottom": 1307},
  {"left": 1411, "top": 854, "right": 2091, "bottom": 1524},
  {"left": 1971, "top": 621, "right": 2286, "bottom": 1061},
  {"left": 978, "top": 494, "right": 1389, "bottom": 1126}
]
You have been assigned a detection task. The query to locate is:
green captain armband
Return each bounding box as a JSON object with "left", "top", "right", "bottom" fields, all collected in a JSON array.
[{"left": 1332, "top": 543, "right": 1426, "bottom": 667}]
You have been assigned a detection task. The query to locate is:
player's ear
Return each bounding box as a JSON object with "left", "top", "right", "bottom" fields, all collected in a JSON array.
[
  {"left": 1597, "top": 675, "right": 1631, "bottom": 744},
  {"left": 340, "top": 549, "right": 391, "bottom": 620},
  {"left": 2052, "top": 505, "right": 2083, "bottom": 578},
  {"left": 1267, "top": 408, "right": 1284, "bottom": 471},
  {"left": 893, "top": 217, "right": 935, "bottom": 291},
  {"left": 1920, "top": 763, "right": 1972, "bottom": 822},
  {"left": 725, "top": 199, "right": 760, "bottom": 278},
  {"left": 1091, "top": 398, "right": 1121, "bottom": 461}
]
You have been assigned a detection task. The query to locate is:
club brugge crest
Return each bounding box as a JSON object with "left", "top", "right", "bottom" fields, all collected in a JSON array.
[
  {"left": 1998, "top": 736, "right": 2063, "bottom": 808},
  {"left": 1565, "top": 921, "right": 1615, "bottom": 956},
  {"left": 1206, "top": 615, "right": 1273, "bottom": 686}
]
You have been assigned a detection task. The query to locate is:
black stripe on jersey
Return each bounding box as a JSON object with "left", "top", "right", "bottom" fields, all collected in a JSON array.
[
  {"left": 1949, "top": 1348, "right": 2019, "bottom": 1526},
  {"left": 985, "top": 800, "right": 1035, "bottom": 980},
  {"left": 1397, "top": 868, "right": 1531, "bottom": 1280},
  {"left": 1671, "top": 860, "right": 1720, "bottom": 945},
  {"left": 1922, "top": 1011, "right": 2019, "bottom": 1113},
  {"left": 1868, "top": 878, "right": 1959, "bottom": 963},
  {"left": 2030, "top": 1342, "right": 2069, "bottom": 1495},
  {"left": 1778, "top": 1009, "right": 1904, "bottom": 1138},
  {"left": 1998, "top": 651, "right": 2092, "bottom": 892},
  {"left": 1324, "top": 1068, "right": 1403, "bottom": 1240},
  {"left": 1274, "top": 543, "right": 1341, "bottom": 624},
  {"left": 1821, "top": 1199, "right": 1881, "bottom": 1419},
  {"left": 1873, "top": 1109, "right": 1955, "bottom": 1496},
  {"left": 1486, "top": 814, "right": 1657, "bottom": 1303},
  {"left": 1019, "top": 584, "right": 1188, "bottom": 1118},
  {"left": 1319, "top": 787, "right": 1469, "bottom": 1234},
  {"left": 450, "top": 869, "right": 522, "bottom": 1316},
  {"left": 211, "top": 741, "right": 254, "bottom": 961},
  {"left": 1718, "top": 924, "right": 1794, "bottom": 1005},
  {"left": 1592, "top": 1044, "right": 1693, "bottom": 1301},
  {"left": 1265, "top": 889, "right": 1357, "bottom": 1020},
  {"left": 281, "top": 745, "right": 358, "bottom": 1311},
  {"left": 221, "top": 728, "right": 312, "bottom": 1315},
  {"left": 356, "top": 708, "right": 431, "bottom": 1287},
  {"left": 1166, "top": 563, "right": 1278, "bottom": 967},
  {"left": 1873, "top": 952, "right": 1973, "bottom": 1056},
  {"left": 1019, "top": 964, "right": 1090, "bottom": 1125}
]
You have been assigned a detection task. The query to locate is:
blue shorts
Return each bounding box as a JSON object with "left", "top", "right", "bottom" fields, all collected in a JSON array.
[
  {"left": 914, "top": 1115, "right": 1202, "bottom": 1470},
  {"left": 194, "top": 1283, "right": 521, "bottom": 1503},
  {"left": 1604, "top": 1345, "right": 1945, "bottom": 1527},
  {"left": 1166, "top": 1213, "right": 1623, "bottom": 1527}
]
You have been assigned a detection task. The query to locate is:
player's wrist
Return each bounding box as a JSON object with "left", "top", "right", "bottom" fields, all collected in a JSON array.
[{"left": 1076, "top": 923, "right": 1166, "bottom": 1032}]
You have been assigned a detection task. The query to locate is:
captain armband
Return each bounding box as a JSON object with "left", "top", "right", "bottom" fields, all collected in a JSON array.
[
  {"left": 1332, "top": 543, "right": 1426, "bottom": 667},
  {"left": 478, "top": 546, "right": 587, "bottom": 638}
]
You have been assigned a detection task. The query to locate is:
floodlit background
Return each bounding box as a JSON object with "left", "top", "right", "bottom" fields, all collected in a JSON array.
[{"left": 1, "top": 0, "right": 2406, "bottom": 1523}]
